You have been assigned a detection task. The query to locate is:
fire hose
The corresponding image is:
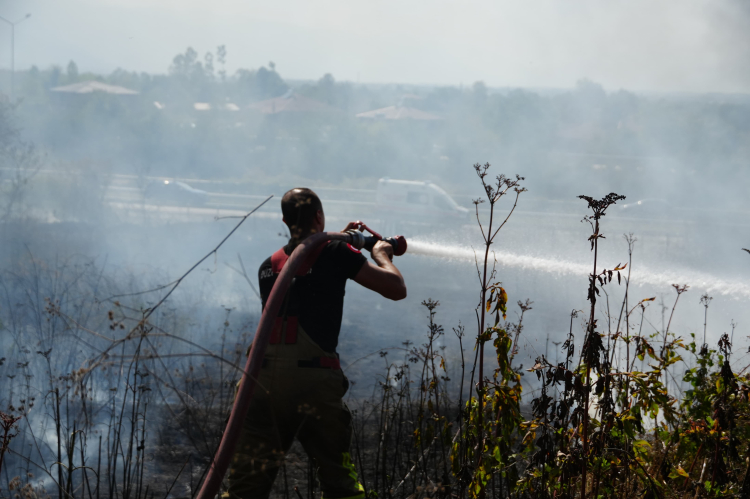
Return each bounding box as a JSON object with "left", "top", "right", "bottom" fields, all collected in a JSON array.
[{"left": 196, "top": 226, "right": 406, "bottom": 499}]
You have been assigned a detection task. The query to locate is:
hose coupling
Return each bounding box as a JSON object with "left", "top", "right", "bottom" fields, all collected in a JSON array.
[{"left": 344, "top": 229, "right": 366, "bottom": 250}]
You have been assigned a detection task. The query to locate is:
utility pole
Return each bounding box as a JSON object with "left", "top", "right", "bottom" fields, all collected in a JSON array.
[{"left": 0, "top": 13, "right": 31, "bottom": 101}]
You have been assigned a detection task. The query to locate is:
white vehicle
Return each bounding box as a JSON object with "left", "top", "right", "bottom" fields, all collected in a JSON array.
[
  {"left": 144, "top": 179, "right": 209, "bottom": 206},
  {"left": 375, "top": 178, "right": 469, "bottom": 221}
]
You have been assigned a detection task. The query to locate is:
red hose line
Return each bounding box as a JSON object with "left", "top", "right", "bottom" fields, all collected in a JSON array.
[{"left": 196, "top": 232, "right": 353, "bottom": 499}]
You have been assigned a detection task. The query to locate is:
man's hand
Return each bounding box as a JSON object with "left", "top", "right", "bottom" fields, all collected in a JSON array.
[
  {"left": 371, "top": 240, "right": 394, "bottom": 262},
  {"left": 354, "top": 240, "right": 406, "bottom": 301},
  {"left": 342, "top": 221, "right": 364, "bottom": 233}
]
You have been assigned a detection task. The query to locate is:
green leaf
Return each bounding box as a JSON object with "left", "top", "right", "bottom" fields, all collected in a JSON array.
[
  {"left": 632, "top": 439, "right": 651, "bottom": 454},
  {"left": 668, "top": 466, "right": 689, "bottom": 479}
]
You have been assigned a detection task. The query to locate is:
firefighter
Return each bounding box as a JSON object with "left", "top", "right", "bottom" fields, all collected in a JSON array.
[{"left": 225, "top": 187, "right": 407, "bottom": 499}]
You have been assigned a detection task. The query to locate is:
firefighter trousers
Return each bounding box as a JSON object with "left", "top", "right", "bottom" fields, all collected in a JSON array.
[{"left": 223, "top": 328, "right": 364, "bottom": 499}]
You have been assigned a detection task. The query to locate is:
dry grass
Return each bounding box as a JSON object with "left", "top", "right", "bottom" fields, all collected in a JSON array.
[{"left": 2, "top": 165, "right": 749, "bottom": 499}]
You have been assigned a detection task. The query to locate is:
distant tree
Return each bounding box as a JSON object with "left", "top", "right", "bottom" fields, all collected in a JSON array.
[
  {"left": 66, "top": 61, "right": 79, "bottom": 83},
  {"left": 472, "top": 81, "right": 488, "bottom": 107},
  {"left": 256, "top": 66, "right": 287, "bottom": 99},
  {"left": 236, "top": 64, "right": 288, "bottom": 102},
  {"left": 204, "top": 52, "right": 214, "bottom": 77},
  {"left": 572, "top": 79, "right": 607, "bottom": 118},
  {"left": 48, "top": 66, "right": 62, "bottom": 89},
  {"left": 217, "top": 45, "right": 227, "bottom": 82},
  {"left": 170, "top": 47, "right": 202, "bottom": 79},
  {"left": 0, "top": 102, "right": 41, "bottom": 221},
  {"left": 19, "top": 66, "right": 46, "bottom": 102},
  {"left": 544, "top": 78, "right": 607, "bottom": 134},
  {"left": 299, "top": 73, "right": 350, "bottom": 109},
  {"left": 108, "top": 68, "right": 148, "bottom": 92},
  {"left": 169, "top": 47, "right": 213, "bottom": 101},
  {"left": 318, "top": 73, "right": 336, "bottom": 103},
  {"left": 575, "top": 78, "right": 606, "bottom": 100}
]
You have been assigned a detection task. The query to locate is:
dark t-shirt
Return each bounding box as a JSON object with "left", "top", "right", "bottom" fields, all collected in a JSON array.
[{"left": 258, "top": 240, "right": 367, "bottom": 353}]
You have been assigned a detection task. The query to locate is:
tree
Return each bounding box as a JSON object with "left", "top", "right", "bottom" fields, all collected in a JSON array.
[
  {"left": 66, "top": 60, "right": 79, "bottom": 83},
  {"left": 217, "top": 45, "right": 227, "bottom": 82},
  {"left": 236, "top": 64, "right": 288, "bottom": 102},
  {"left": 168, "top": 47, "right": 213, "bottom": 101},
  {"left": 317, "top": 73, "right": 336, "bottom": 105},
  {"left": 204, "top": 52, "right": 214, "bottom": 77},
  {"left": 170, "top": 47, "right": 199, "bottom": 77},
  {"left": 472, "top": 81, "right": 487, "bottom": 107},
  {"left": 0, "top": 102, "right": 41, "bottom": 222}
]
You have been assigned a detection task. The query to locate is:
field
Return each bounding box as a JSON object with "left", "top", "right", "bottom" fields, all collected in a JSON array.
[{"left": 2, "top": 165, "right": 749, "bottom": 499}]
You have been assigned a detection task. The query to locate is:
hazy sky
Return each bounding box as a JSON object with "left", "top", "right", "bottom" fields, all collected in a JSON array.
[{"left": 1, "top": 0, "right": 748, "bottom": 93}]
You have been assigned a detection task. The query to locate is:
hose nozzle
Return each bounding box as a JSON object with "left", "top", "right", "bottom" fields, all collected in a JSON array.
[
  {"left": 368, "top": 235, "right": 407, "bottom": 256},
  {"left": 343, "top": 229, "right": 407, "bottom": 256}
]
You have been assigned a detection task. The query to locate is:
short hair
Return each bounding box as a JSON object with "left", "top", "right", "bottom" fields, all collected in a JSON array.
[{"left": 281, "top": 188, "right": 323, "bottom": 239}]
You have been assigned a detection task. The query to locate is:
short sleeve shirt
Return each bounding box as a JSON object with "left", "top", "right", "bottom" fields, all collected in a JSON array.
[{"left": 258, "top": 240, "right": 368, "bottom": 353}]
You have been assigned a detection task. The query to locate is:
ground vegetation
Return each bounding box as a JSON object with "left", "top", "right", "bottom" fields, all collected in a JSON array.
[{"left": 2, "top": 157, "right": 748, "bottom": 498}]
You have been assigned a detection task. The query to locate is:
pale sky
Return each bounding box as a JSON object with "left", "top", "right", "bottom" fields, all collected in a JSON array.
[{"left": 1, "top": 0, "right": 749, "bottom": 93}]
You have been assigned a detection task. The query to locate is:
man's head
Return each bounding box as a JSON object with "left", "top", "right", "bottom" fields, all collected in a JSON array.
[{"left": 281, "top": 188, "right": 324, "bottom": 241}]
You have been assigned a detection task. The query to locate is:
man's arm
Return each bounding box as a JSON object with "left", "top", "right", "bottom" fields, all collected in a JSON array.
[{"left": 353, "top": 241, "right": 407, "bottom": 301}]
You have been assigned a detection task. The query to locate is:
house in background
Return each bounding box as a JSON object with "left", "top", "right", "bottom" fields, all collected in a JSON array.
[
  {"left": 249, "top": 90, "right": 333, "bottom": 115},
  {"left": 50, "top": 80, "right": 138, "bottom": 95},
  {"left": 356, "top": 105, "right": 441, "bottom": 121}
]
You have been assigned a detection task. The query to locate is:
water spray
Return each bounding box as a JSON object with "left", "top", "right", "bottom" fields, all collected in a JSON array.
[{"left": 407, "top": 238, "right": 750, "bottom": 300}]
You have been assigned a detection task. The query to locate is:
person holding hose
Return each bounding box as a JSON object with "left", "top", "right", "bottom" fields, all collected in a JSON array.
[{"left": 224, "top": 187, "right": 407, "bottom": 499}]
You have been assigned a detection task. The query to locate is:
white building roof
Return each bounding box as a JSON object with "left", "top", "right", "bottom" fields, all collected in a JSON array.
[{"left": 50, "top": 80, "right": 138, "bottom": 95}]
